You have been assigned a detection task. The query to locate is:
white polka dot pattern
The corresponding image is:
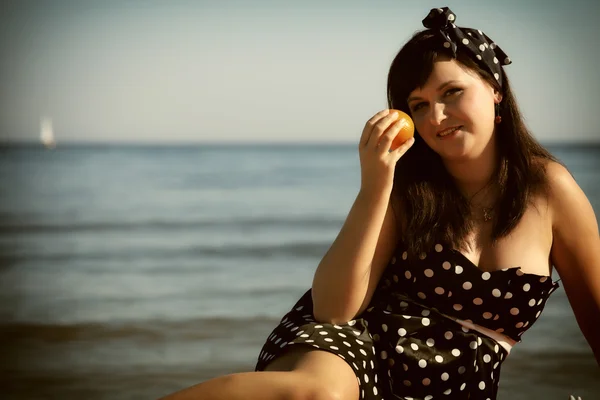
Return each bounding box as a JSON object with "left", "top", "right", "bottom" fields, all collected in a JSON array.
[
  {"left": 255, "top": 244, "right": 559, "bottom": 400},
  {"left": 379, "top": 245, "right": 559, "bottom": 342},
  {"left": 422, "top": 7, "right": 512, "bottom": 89}
]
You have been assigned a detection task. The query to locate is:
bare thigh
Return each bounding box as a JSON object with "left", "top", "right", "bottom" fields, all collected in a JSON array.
[{"left": 264, "top": 345, "right": 360, "bottom": 400}]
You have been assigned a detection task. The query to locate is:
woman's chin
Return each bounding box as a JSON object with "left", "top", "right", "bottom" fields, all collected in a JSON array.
[
  {"left": 435, "top": 143, "right": 472, "bottom": 161},
  {"left": 436, "top": 136, "right": 490, "bottom": 162}
]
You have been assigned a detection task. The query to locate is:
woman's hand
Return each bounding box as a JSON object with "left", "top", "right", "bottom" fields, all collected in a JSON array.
[{"left": 358, "top": 109, "right": 415, "bottom": 195}]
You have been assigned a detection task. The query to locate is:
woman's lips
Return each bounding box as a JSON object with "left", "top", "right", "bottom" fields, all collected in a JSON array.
[{"left": 437, "top": 126, "right": 462, "bottom": 138}]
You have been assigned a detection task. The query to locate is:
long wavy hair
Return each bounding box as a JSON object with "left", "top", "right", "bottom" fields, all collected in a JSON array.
[{"left": 387, "top": 29, "right": 558, "bottom": 257}]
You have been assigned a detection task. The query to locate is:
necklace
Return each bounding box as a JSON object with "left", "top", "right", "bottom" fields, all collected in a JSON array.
[
  {"left": 482, "top": 207, "right": 494, "bottom": 222},
  {"left": 467, "top": 181, "right": 495, "bottom": 222}
]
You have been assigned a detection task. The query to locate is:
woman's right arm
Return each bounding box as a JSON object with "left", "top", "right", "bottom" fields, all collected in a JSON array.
[
  {"left": 312, "top": 191, "right": 399, "bottom": 324},
  {"left": 311, "top": 109, "right": 414, "bottom": 324}
]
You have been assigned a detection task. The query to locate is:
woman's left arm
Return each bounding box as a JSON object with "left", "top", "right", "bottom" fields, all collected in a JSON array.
[{"left": 547, "top": 161, "right": 600, "bottom": 366}]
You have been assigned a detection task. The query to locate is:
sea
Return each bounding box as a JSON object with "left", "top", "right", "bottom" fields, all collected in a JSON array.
[{"left": 0, "top": 142, "right": 598, "bottom": 400}]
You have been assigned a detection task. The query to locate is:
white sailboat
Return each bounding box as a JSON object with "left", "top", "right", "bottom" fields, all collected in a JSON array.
[{"left": 40, "top": 117, "right": 56, "bottom": 149}]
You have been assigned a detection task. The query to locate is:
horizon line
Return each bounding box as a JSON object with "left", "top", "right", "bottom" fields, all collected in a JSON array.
[{"left": 1, "top": 138, "right": 599, "bottom": 148}]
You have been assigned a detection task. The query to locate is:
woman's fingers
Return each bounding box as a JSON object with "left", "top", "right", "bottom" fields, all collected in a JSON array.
[
  {"left": 389, "top": 136, "right": 415, "bottom": 161},
  {"left": 359, "top": 109, "right": 389, "bottom": 147},
  {"left": 360, "top": 109, "right": 397, "bottom": 148},
  {"left": 376, "top": 117, "right": 408, "bottom": 152}
]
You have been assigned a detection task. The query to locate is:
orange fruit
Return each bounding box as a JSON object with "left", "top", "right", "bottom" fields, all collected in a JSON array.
[{"left": 388, "top": 110, "right": 415, "bottom": 151}]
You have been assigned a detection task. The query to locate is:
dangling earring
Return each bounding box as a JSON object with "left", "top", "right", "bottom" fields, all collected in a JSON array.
[{"left": 494, "top": 103, "right": 502, "bottom": 124}]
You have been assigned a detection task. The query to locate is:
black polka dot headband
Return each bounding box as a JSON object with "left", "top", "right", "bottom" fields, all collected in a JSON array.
[{"left": 422, "top": 7, "right": 512, "bottom": 88}]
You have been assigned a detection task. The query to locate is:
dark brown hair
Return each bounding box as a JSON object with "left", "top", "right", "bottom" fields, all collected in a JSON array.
[{"left": 387, "top": 29, "right": 558, "bottom": 257}]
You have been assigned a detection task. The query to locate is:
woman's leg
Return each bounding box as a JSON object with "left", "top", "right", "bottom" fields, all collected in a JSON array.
[{"left": 157, "top": 346, "right": 360, "bottom": 400}]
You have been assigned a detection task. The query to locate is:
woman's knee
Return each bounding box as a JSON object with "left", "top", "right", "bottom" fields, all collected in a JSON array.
[
  {"left": 308, "top": 384, "right": 350, "bottom": 400},
  {"left": 290, "top": 351, "right": 359, "bottom": 400},
  {"left": 283, "top": 376, "right": 350, "bottom": 400},
  {"left": 264, "top": 346, "right": 359, "bottom": 400}
]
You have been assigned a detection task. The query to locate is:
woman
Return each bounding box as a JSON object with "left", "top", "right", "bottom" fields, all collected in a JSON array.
[{"left": 160, "top": 7, "right": 600, "bottom": 400}]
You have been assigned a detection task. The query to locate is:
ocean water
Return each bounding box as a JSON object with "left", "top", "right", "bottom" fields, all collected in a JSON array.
[{"left": 0, "top": 143, "right": 598, "bottom": 400}]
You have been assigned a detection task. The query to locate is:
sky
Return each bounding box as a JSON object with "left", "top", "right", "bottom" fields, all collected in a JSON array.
[{"left": 1, "top": 0, "right": 599, "bottom": 144}]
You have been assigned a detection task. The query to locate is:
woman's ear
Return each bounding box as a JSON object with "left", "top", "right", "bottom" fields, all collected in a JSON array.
[{"left": 493, "top": 90, "right": 503, "bottom": 104}]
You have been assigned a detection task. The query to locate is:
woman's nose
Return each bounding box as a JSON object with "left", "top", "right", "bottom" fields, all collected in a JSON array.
[{"left": 428, "top": 103, "right": 447, "bottom": 126}]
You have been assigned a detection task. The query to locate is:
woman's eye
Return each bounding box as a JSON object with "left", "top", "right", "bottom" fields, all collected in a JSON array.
[
  {"left": 410, "top": 89, "right": 462, "bottom": 112},
  {"left": 412, "top": 102, "right": 426, "bottom": 112},
  {"left": 445, "top": 88, "right": 462, "bottom": 96}
]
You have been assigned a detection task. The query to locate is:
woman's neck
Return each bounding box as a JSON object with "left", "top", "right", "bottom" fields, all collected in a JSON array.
[{"left": 442, "top": 142, "right": 499, "bottom": 201}]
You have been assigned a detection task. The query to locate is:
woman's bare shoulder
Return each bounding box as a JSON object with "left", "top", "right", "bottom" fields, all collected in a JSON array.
[
  {"left": 541, "top": 158, "right": 597, "bottom": 242},
  {"left": 532, "top": 158, "right": 575, "bottom": 200},
  {"left": 541, "top": 158, "right": 571, "bottom": 178},
  {"left": 540, "top": 160, "right": 580, "bottom": 202}
]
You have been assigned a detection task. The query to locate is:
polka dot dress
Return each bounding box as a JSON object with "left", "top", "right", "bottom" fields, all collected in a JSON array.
[{"left": 255, "top": 244, "right": 559, "bottom": 399}]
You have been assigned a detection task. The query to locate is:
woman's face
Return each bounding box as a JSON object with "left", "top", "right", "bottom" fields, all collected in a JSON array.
[{"left": 406, "top": 58, "right": 502, "bottom": 161}]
